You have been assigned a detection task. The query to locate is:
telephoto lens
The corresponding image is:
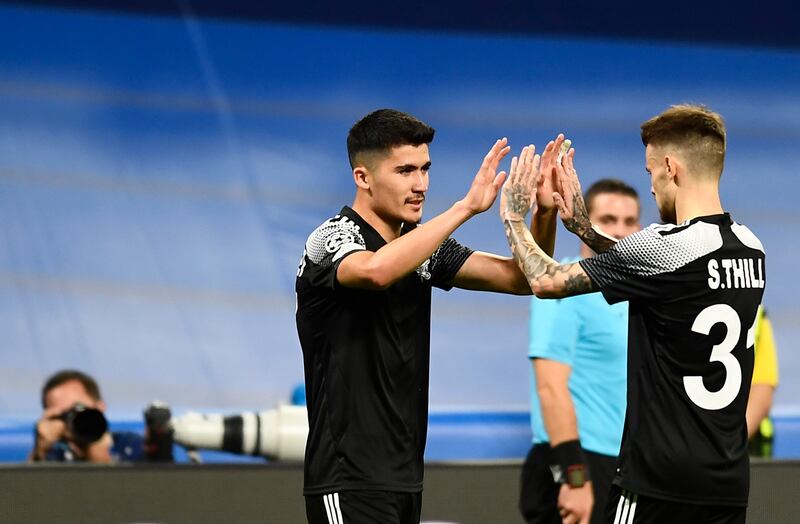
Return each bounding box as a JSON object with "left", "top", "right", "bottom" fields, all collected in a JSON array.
[
  {"left": 61, "top": 403, "right": 108, "bottom": 446},
  {"left": 171, "top": 405, "right": 308, "bottom": 460}
]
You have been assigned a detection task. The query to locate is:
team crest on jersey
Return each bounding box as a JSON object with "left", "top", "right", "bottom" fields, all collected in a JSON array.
[
  {"left": 304, "top": 215, "right": 366, "bottom": 266},
  {"left": 325, "top": 230, "right": 356, "bottom": 253}
]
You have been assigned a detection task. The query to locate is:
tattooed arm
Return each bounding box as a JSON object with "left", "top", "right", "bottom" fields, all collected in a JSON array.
[
  {"left": 504, "top": 220, "right": 596, "bottom": 298},
  {"left": 552, "top": 148, "right": 618, "bottom": 254},
  {"left": 501, "top": 144, "right": 597, "bottom": 298}
]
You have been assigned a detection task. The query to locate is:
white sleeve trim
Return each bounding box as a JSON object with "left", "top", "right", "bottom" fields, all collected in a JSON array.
[
  {"left": 731, "top": 223, "right": 765, "bottom": 253},
  {"left": 305, "top": 215, "right": 366, "bottom": 267}
]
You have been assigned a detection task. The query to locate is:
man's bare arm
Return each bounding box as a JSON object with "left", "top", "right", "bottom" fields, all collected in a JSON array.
[
  {"left": 746, "top": 384, "right": 774, "bottom": 439},
  {"left": 504, "top": 220, "right": 595, "bottom": 298}
]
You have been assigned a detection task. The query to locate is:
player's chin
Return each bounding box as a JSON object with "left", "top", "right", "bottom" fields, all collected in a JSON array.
[{"left": 404, "top": 202, "right": 424, "bottom": 222}]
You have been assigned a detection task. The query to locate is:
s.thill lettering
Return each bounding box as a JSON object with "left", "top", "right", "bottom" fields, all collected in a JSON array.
[{"left": 708, "top": 258, "right": 764, "bottom": 290}]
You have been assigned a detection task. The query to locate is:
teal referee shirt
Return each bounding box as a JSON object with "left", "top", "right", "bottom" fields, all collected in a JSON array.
[{"left": 528, "top": 258, "right": 628, "bottom": 457}]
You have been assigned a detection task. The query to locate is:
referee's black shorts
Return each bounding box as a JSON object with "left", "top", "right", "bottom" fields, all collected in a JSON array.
[
  {"left": 305, "top": 490, "right": 422, "bottom": 524},
  {"left": 519, "top": 442, "right": 617, "bottom": 524},
  {"left": 605, "top": 485, "right": 746, "bottom": 524}
]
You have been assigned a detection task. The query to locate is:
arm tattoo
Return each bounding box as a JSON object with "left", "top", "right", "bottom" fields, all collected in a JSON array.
[
  {"left": 562, "top": 192, "right": 618, "bottom": 254},
  {"left": 504, "top": 220, "right": 595, "bottom": 297},
  {"left": 502, "top": 179, "right": 534, "bottom": 219},
  {"left": 564, "top": 272, "right": 594, "bottom": 294}
]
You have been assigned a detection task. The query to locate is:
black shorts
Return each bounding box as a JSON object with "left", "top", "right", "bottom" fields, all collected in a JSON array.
[
  {"left": 305, "top": 490, "right": 422, "bottom": 524},
  {"left": 605, "top": 485, "right": 746, "bottom": 524},
  {"left": 519, "top": 442, "right": 617, "bottom": 524}
]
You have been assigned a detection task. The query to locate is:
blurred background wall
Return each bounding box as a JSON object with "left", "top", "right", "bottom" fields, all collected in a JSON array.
[{"left": 0, "top": 2, "right": 797, "bottom": 426}]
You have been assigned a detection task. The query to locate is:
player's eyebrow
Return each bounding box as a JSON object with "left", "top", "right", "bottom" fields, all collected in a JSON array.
[{"left": 394, "top": 161, "right": 431, "bottom": 172}]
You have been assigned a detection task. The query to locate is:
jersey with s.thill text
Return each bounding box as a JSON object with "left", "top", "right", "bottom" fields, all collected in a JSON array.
[
  {"left": 580, "top": 213, "right": 765, "bottom": 506},
  {"left": 295, "top": 206, "right": 472, "bottom": 495}
]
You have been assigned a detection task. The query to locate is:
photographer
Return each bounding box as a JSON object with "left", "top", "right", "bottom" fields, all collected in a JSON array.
[{"left": 29, "top": 369, "right": 141, "bottom": 463}]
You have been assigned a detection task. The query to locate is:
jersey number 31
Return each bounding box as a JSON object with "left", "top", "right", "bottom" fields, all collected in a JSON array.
[{"left": 683, "top": 304, "right": 757, "bottom": 411}]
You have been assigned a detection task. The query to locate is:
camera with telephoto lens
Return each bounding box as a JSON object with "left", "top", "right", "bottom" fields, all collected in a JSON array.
[
  {"left": 60, "top": 402, "right": 108, "bottom": 446},
  {"left": 144, "top": 401, "right": 174, "bottom": 462}
]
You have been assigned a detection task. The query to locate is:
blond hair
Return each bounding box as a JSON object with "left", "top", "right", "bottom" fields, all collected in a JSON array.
[{"left": 641, "top": 104, "right": 726, "bottom": 176}]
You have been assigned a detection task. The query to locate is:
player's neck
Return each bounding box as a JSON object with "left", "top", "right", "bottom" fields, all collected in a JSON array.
[
  {"left": 351, "top": 198, "right": 403, "bottom": 242},
  {"left": 675, "top": 183, "right": 724, "bottom": 224}
]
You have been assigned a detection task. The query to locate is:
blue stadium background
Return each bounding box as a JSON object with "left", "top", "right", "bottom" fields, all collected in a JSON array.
[{"left": 0, "top": 2, "right": 798, "bottom": 459}]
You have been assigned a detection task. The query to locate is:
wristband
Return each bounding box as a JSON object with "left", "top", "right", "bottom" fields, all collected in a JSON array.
[{"left": 549, "top": 440, "right": 590, "bottom": 488}]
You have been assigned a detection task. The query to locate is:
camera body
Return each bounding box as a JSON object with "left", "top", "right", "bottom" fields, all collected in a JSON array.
[
  {"left": 144, "top": 401, "right": 174, "bottom": 462},
  {"left": 60, "top": 402, "right": 108, "bottom": 446}
]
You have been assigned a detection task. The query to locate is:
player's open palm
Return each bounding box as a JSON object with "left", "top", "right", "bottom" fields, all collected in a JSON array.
[
  {"left": 460, "top": 138, "right": 511, "bottom": 215},
  {"left": 500, "top": 144, "right": 540, "bottom": 222},
  {"left": 558, "top": 482, "right": 593, "bottom": 524}
]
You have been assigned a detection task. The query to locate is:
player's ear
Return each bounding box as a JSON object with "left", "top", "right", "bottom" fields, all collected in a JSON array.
[
  {"left": 664, "top": 155, "right": 678, "bottom": 183},
  {"left": 353, "top": 166, "right": 370, "bottom": 190}
]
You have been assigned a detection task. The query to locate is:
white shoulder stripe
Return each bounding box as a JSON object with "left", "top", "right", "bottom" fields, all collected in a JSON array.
[
  {"left": 732, "top": 223, "right": 765, "bottom": 253},
  {"left": 331, "top": 242, "right": 365, "bottom": 262}
]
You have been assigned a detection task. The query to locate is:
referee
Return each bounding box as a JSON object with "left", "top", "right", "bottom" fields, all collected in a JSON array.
[
  {"left": 296, "top": 109, "right": 563, "bottom": 524},
  {"left": 502, "top": 105, "right": 765, "bottom": 524}
]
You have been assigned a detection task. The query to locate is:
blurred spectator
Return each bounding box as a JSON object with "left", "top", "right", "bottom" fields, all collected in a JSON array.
[
  {"left": 29, "top": 369, "right": 143, "bottom": 463},
  {"left": 747, "top": 307, "right": 780, "bottom": 458}
]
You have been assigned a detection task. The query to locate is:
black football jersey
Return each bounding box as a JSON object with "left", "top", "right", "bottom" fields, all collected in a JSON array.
[
  {"left": 295, "top": 206, "right": 472, "bottom": 495},
  {"left": 580, "top": 213, "right": 765, "bottom": 505}
]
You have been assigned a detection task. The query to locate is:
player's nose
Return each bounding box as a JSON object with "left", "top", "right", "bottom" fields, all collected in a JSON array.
[{"left": 413, "top": 171, "right": 428, "bottom": 192}]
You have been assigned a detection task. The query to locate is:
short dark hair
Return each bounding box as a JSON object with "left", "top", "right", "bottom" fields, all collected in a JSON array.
[
  {"left": 347, "top": 109, "right": 435, "bottom": 169},
  {"left": 640, "top": 104, "right": 726, "bottom": 176},
  {"left": 585, "top": 178, "right": 639, "bottom": 215},
  {"left": 41, "top": 369, "right": 102, "bottom": 408}
]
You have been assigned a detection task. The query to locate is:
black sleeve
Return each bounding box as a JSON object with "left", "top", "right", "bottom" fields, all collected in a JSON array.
[
  {"left": 297, "top": 215, "right": 366, "bottom": 291},
  {"left": 426, "top": 237, "right": 473, "bottom": 291},
  {"left": 579, "top": 223, "right": 722, "bottom": 304}
]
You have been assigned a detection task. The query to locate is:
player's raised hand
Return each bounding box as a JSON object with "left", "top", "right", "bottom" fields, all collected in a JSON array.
[
  {"left": 500, "top": 144, "right": 541, "bottom": 222},
  {"left": 536, "top": 134, "right": 568, "bottom": 212},
  {"left": 459, "top": 138, "right": 511, "bottom": 216},
  {"left": 552, "top": 146, "right": 591, "bottom": 235}
]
